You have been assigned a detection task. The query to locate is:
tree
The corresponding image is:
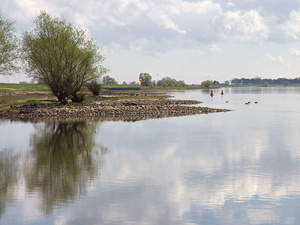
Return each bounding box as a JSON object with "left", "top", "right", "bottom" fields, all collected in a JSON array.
[
  {"left": 263, "top": 82, "right": 269, "bottom": 87},
  {"left": 102, "top": 75, "right": 118, "bottom": 85},
  {"left": 213, "top": 80, "right": 220, "bottom": 86},
  {"left": 201, "top": 80, "right": 213, "bottom": 88},
  {"left": 156, "top": 76, "right": 186, "bottom": 87},
  {"left": 22, "top": 11, "right": 106, "bottom": 104},
  {"left": 231, "top": 78, "right": 241, "bottom": 85},
  {"left": 139, "top": 73, "right": 152, "bottom": 86},
  {"left": 0, "top": 11, "right": 20, "bottom": 75}
]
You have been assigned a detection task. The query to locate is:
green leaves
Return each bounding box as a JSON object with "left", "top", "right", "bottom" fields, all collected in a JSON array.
[
  {"left": 201, "top": 80, "right": 213, "bottom": 88},
  {"left": 22, "top": 11, "right": 107, "bottom": 103},
  {"left": 139, "top": 73, "right": 152, "bottom": 86},
  {"left": 0, "top": 11, "right": 20, "bottom": 75}
]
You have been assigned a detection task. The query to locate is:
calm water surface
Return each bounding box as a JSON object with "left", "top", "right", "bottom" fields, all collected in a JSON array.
[{"left": 1, "top": 86, "right": 300, "bottom": 225}]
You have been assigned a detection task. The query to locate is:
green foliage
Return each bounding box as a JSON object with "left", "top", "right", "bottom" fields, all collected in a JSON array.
[
  {"left": 156, "top": 76, "right": 186, "bottom": 87},
  {"left": 102, "top": 75, "right": 118, "bottom": 85},
  {"left": 0, "top": 11, "right": 20, "bottom": 75},
  {"left": 86, "top": 79, "right": 102, "bottom": 95},
  {"left": 231, "top": 77, "right": 300, "bottom": 85},
  {"left": 102, "top": 84, "right": 140, "bottom": 90},
  {"left": 201, "top": 80, "right": 213, "bottom": 88},
  {"left": 22, "top": 11, "right": 107, "bottom": 104},
  {"left": 263, "top": 82, "right": 269, "bottom": 87},
  {"left": 139, "top": 73, "right": 152, "bottom": 86}
]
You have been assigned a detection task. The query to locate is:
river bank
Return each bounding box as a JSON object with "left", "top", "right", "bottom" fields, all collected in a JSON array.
[{"left": 0, "top": 90, "right": 230, "bottom": 121}]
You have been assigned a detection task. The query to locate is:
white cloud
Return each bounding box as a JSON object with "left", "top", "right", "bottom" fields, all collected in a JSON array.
[
  {"left": 266, "top": 54, "right": 284, "bottom": 62},
  {"left": 101, "top": 42, "right": 121, "bottom": 55},
  {"left": 227, "top": 2, "right": 235, "bottom": 8},
  {"left": 221, "top": 9, "right": 270, "bottom": 43},
  {"left": 147, "top": 6, "right": 186, "bottom": 34},
  {"left": 192, "top": 44, "right": 222, "bottom": 58},
  {"left": 209, "top": 44, "right": 222, "bottom": 53},
  {"left": 0, "top": 0, "right": 272, "bottom": 52},
  {"left": 129, "top": 38, "right": 149, "bottom": 55},
  {"left": 290, "top": 48, "right": 300, "bottom": 56},
  {"left": 9, "top": 0, "right": 49, "bottom": 22},
  {"left": 3, "top": 0, "right": 300, "bottom": 83},
  {"left": 281, "top": 10, "right": 300, "bottom": 40},
  {"left": 196, "top": 50, "right": 206, "bottom": 57}
]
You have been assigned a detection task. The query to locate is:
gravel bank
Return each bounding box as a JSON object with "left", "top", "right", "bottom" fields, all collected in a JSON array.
[{"left": 0, "top": 92, "right": 230, "bottom": 122}]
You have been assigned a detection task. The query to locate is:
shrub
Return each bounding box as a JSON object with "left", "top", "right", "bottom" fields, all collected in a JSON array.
[
  {"left": 71, "top": 93, "right": 85, "bottom": 103},
  {"left": 86, "top": 80, "right": 102, "bottom": 96},
  {"left": 263, "top": 82, "right": 269, "bottom": 87}
]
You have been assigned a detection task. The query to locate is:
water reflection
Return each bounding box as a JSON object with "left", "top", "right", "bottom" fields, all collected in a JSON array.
[
  {"left": 25, "top": 122, "right": 108, "bottom": 214},
  {"left": 2, "top": 87, "right": 300, "bottom": 225},
  {"left": 74, "top": 88, "right": 300, "bottom": 225},
  {"left": 0, "top": 121, "right": 108, "bottom": 223},
  {"left": 0, "top": 150, "right": 20, "bottom": 218}
]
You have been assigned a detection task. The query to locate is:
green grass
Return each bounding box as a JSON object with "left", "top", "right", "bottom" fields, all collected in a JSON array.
[
  {"left": 0, "top": 94, "right": 54, "bottom": 107},
  {"left": 102, "top": 84, "right": 141, "bottom": 90},
  {"left": 0, "top": 83, "right": 50, "bottom": 93},
  {"left": 142, "top": 85, "right": 203, "bottom": 90},
  {"left": 0, "top": 83, "right": 53, "bottom": 108}
]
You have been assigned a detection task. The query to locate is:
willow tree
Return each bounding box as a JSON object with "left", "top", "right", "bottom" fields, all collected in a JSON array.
[
  {"left": 22, "top": 11, "right": 106, "bottom": 103},
  {"left": 0, "top": 11, "right": 20, "bottom": 75},
  {"left": 139, "top": 73, "right": 152, "bottom": 86}
]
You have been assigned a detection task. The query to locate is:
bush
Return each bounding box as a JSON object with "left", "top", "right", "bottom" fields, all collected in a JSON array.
[
  {"left": 86, "top": 80, "right": 102, "bottom": 96},
  {"left": 201, "top": 80, "right": 213, "bottom": 88},
  {"left": 263, "top": 82, "right": 269, "bottom": 87},
  {"left": 71, "top": 93, "right": 85, "bottom": 103}
]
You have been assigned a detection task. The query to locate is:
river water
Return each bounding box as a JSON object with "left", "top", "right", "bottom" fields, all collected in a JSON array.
[{"left": 1, "top": 86, "right": 300, "bottom": 225}]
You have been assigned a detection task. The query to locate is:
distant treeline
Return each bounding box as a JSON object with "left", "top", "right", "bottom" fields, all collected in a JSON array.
[{"left": 230, "top": 77, "right": 300, "bottom": 85}]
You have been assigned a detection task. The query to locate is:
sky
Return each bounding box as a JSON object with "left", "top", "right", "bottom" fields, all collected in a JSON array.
[{"left": 2, "top": 0, "right": 300, "bottom": 84}]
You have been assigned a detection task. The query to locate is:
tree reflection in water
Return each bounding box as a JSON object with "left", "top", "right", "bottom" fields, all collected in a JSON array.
[
  {"left": 25, "top": 122, "right": 108, "bottom": 214},
  {"left": 0, "top": 150, "right": 21, "bottom": 218}
]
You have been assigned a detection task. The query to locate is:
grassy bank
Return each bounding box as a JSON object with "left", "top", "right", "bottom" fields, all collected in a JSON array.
[
  {"left": 0, "top": 83, "right": 50, "bottom": 93},
  {"left": 0, "top": 83, "right": 170, "bottom": 109},
  {"left": 1, "top": 82, "right": 298, "bottom": 108},
  {"left": 0, "top": 83, "right": 52, "bottom": 107}
]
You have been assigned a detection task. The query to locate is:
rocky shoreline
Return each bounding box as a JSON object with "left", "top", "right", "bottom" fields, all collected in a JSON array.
[{"left": 0, "top": 91, "right": 230, "bottom": 122}]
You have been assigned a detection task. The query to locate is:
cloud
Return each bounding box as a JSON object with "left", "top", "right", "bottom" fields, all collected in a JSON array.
[
  {"left": 227, "top": 2, "right": 235, "bottom": 8},
  {"left": 2, "top": 0, "right": 274, "bottom": 51},
  {"left": 5, "top": 0, "right": 49, "bottom": 23},
  {"left": 281, "top": 10, "right": 300, "bottom": 40},
  {"left": 196, "top": 50, "right": 206, "bottom": 57},
  {"left": 193, "top": 44, "right": 222, "bottom": 57},
  {"left": 101, "top": 42, "right": 121, "bottom": 55},
  {"left": 3, "top": 0, "right": 300, "bottom": 57},
  {"left": 221, "top": 9, "right": 270, "bottom": 43},
  {"left": 147, "top": 2, "right": 186, "bottom": 34},
  {"left": 209, "top": 44, "right": 222, "bottom": 53},
  {"left": 266, "top": 54, "right": 284, "bottom": 62},
  {"left": 290, "top": 48, "right": 300, "bottom": 56}
]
